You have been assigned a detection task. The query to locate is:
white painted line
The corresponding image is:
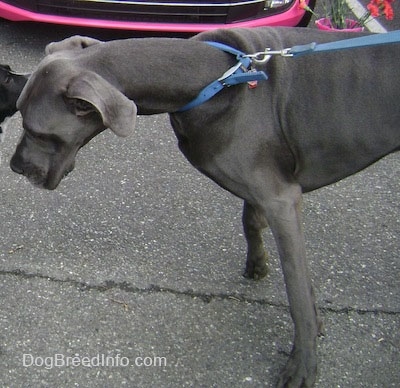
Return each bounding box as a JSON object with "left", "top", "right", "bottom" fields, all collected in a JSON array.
[{"left": 346, "top": 0, "right": 388, "bottom": 32}]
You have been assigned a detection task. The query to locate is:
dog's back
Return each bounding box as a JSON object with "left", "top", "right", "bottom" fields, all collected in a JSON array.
[{"left": 193, "top": 27, "right": 400, "bottom": 192}]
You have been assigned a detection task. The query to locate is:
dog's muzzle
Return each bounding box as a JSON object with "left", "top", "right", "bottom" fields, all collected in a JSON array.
[
  {"left": 10, "top": 153, "right": 48, "bottom": 188},
  {"left": 10, "top": 152, "right": 74, "bottom": 190}
]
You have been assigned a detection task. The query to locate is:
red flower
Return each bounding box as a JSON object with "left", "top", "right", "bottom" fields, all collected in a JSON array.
[
  {"left": 367, "top": 2, "right": 380, "bottom": 16},
  {"left": 298, "top": 0, "right": 317, "bottom": 16},
  {"left": 367, "top": 0, "right": 395, "bottom": 20},
  {"left": 298, "top": 0, "right": 310, "bottom": 11},
  {"left": 383, "top": 0, "right": 394, "bottom": 19}
]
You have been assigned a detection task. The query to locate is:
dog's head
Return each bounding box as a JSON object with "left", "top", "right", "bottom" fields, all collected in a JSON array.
[
  {"left": 0, "top": 64, "right": 29, "bottom": 137},
  {"left": 10, "top": 38, "right": 137, "bottom": 190}
]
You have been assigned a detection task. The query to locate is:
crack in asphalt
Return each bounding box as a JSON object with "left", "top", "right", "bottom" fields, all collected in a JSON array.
[{"left": 1, "top": 268, "right": 399, "bottom": 316}]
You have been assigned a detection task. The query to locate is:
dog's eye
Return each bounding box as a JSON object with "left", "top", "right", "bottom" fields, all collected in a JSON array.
[
  {"left": 25, "top": 129, "right": 63, "bottom": 152},
  {"left": 74, "top": 99, "right": 94, "bottom": 114},
  {"left": 63, "top": 96, "right": 95, "bottom": 116},
  {"left": 26, "top": 129, "right": 46, "bottom": 142}
]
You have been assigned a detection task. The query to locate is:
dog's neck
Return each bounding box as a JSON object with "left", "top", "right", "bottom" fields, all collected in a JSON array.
[{"left": 84, "top": 38, "right": 235, "bottom": 114}]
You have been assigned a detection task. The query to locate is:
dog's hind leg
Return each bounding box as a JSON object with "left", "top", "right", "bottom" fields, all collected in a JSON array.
[{"left": 242, "top": 201, "right": 269, "bottom": 279}]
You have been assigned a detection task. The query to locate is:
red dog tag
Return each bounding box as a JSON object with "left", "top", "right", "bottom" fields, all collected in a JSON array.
[{"left": 248, "top": 80, "right": 258, "bottom": 89}]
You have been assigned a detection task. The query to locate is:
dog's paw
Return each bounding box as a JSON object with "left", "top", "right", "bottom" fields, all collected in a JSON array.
[
  {"left": 243, "top": 256, "right": 268, "bottom": 280},
  {"left": 277, "top": 348, "right": 317, "bottom": 388}
]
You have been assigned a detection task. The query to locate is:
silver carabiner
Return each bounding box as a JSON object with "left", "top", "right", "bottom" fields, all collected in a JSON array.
[{"left": 244, "top": 48, "right": 293, "bottom": 64}]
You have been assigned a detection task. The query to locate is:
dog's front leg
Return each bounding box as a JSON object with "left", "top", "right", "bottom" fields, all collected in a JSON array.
[
  {"left": 265, "top": 184, "right": 319, "bottom": 387},
  {"left": 242, "top": 201, "right": 269, "bottom": 279}
]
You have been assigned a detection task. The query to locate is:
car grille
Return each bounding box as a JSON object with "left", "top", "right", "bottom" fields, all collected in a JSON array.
[{"left": 32, "top": 0, "right": 276, "bottom": 25}]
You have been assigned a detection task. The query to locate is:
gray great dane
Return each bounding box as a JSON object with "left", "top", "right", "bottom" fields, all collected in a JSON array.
[{"left": 10, "top": 27, "right": 399, "bottom": 387}]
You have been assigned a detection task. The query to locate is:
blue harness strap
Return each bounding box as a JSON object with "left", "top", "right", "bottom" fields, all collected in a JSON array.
[
  {"left": 177, "top": 41, "right": 268, "bottom": 112},
  {"left": 177, "top": 30, "right": 400, "bottom": 112},
  {"left": 289, "top": 29, "right": 400, "bottom": 57}
]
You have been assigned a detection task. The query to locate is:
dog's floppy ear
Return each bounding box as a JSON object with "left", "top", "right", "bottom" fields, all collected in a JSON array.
[
  {"left": 46, "top": 36, "right": 102, "bottom": 55},
  {"left": 65, "top": 71, "right": 137, "bottom": 137}
]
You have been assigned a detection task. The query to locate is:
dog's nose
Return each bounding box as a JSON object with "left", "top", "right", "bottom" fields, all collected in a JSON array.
[{"left": 10, "top": 154, "right": 24, "bottom": 175}]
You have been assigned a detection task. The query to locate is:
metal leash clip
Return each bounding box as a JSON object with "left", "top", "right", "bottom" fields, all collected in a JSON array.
[{"left": 244, "top": 48, "right": 293, "bottom": 64}]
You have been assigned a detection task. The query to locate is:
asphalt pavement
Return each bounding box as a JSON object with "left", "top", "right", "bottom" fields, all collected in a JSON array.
[{"left": 0, "top": 20, "right": 399, "bottom": 387}]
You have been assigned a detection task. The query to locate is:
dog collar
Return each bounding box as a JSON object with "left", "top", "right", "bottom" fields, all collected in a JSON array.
[{"left": 177, "top": 41, "right": 268, "bottom": 112}]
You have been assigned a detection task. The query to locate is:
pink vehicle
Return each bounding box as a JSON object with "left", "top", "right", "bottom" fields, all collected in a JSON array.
[{"left": 0, "top": 0, "right": 314, "bottom": 33}]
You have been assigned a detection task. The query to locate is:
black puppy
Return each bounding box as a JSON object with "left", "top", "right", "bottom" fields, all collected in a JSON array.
[{"left": 0, "top": 64, "right": 28, "bottom": 140}]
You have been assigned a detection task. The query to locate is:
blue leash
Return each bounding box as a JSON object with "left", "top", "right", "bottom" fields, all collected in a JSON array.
[
  {"left": 289, "top": 29, "right": 400, "bottom": 56},
  {"left": 177, "top": 30, "right": 400, "bottom": 112}
]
